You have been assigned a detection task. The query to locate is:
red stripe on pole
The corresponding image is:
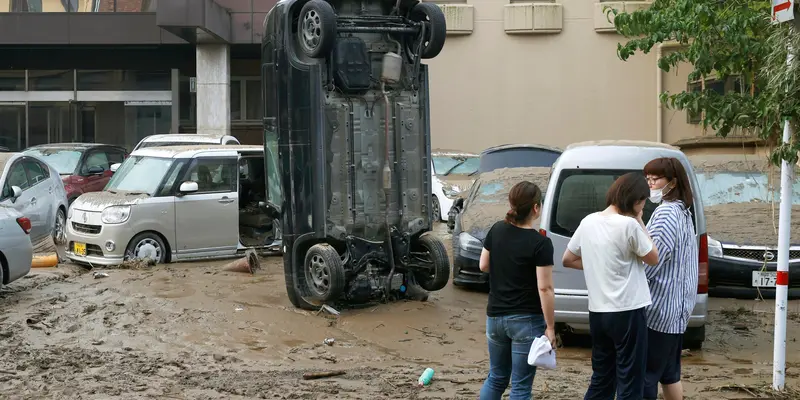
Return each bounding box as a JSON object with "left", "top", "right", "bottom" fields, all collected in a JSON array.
[{"left": 777, "top": 271, "right": 789, "bottom": 286}]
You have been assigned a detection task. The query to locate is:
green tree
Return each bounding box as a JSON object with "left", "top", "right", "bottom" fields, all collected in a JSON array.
[{"left": 609, "top": 0, "right": 799, "bottom": 164}]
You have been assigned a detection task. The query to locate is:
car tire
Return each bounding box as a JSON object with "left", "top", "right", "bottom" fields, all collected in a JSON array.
[
  {"left": 125, "top": 232, "right": 167, "bottom": 264},
  {"left": 409, "top": 2, "right": 447, "bottom": 59},
  {"left": 683, "top": 326, "right": 705, "bottom": 350},
  {"left": 413, "top": 233, "right": 450, "bottom": 291},
  {"left": 297, "top": 0, "right": 337, "bottom": 58},
  {"left": 53, "top": 207, "right": 66, "bottom": 246},
  {"left": 304, "top": 243, "right": 346, "bottom": 303},
  {"left": 431, "top": 196, "right": 441, "bottom": 222}
]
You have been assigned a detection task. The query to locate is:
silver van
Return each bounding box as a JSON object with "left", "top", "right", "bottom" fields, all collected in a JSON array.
[
  {"left": 539, "top": 140, "right": 708, "bottom": 349},
  {"left": 64, "top": 145, "right": 279, "bottom": 266}
]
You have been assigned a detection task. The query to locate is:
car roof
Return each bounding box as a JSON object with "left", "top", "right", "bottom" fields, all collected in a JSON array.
[
  {"left": 25, "top": 143, "right": 125, "bottom": 151},
  {"left": 141, "top": 134, "right": 235, "bottom": 143},
  {"left": 481, "top": 143, "right": 563, "bottom": 155},
  {"left": 431, "top": 149, "right": 479, "bottom": 157},
  {"left": 556, "top": 140, "right": 687, "bottom": 170},
  {"left": 131, "top": 144, "right": 263, "bottom": 159}
]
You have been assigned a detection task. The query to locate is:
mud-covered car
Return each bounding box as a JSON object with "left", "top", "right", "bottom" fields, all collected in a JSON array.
[
  {"left": 692, "top": 155, "right": 800, "bottom": 299},
  {"left": 431, "top": 150, "right": 479, "bottom": 221},
  {"left": 262, "top": 0, "right": 450, "bottom": 309}
]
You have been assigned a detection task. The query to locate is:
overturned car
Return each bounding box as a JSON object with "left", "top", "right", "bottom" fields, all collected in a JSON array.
[{"left": 261, "top": 0, "right": 451, "bottom": 309}]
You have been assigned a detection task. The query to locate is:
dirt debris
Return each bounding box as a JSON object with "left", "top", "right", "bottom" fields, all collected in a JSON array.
[{"left": 705, "top": 203, "right": 800, "bottom": 245}]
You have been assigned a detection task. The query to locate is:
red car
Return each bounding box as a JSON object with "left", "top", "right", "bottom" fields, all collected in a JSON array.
[{"left": 23, "top": 143, "right": 128, "bottom": 205}]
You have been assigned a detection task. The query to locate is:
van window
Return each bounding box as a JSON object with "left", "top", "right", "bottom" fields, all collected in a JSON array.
[{"left": 550, "top": 169, "right": 658, "bottom": 237}]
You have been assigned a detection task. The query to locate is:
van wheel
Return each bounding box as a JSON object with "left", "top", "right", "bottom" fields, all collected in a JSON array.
[
  {"left": 409, "top": 2, "right": 447, "bottom": 59},
  {"left": 125, "top": 233, "right": 166, "bottom": 264},
  {"left": 297, "top": 0, "right": 337, "bottom": 58},
  {"left": 304, "top": 243, "right": 346, "bottom": 302},
  {"left": 412, "top": 233, "right": 450, "bottom": 291}
]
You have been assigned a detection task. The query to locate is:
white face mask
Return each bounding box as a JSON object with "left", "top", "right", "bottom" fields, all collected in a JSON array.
[{"left": 649, "top": 188, "right": 663, "bottom": 204}]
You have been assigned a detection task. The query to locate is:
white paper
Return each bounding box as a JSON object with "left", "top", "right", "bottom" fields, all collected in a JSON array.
[{"left": 527, "top": 335, "right": 557, "bottom": 369}]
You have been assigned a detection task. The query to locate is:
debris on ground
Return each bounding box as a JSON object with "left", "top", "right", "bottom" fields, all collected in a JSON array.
[
  {"left": 302, "top": 370, "right": 346, "bottom": 380},
  {"left": 317, "top": 304, "right": 340, "bottom": 317},
  {"left": 92, "top": 271, "right": 109, "bottom": 279},
  {"left": 117, "top": 258, "right": 157, "bottom": 270},
  {"left": 323, "top": 338, "right": 335, "bottom": 346},
  {"left": 221, "top": 249, "right": 261, "bottom": 274}
]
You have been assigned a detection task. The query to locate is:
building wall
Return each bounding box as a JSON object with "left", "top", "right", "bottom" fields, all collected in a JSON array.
[{"left": 425, "top": 0, "right": 675, "bottom": 152}]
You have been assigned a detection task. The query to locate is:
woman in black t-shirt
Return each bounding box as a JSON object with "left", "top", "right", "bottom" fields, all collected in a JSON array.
[{"left": 478, "top": 181, "right": 556, "bottom": 400}]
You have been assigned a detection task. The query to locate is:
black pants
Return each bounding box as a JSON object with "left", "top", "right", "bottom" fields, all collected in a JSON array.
[{"left": 584, "top": 308, "right": 648, "bottom": 400}]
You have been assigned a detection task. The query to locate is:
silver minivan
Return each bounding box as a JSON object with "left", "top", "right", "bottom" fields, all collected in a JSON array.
[
  {"left": 64, "top": 145, "right": 279, "bottom": 266},
  {"left": 539, "top": 140, "right": 708, "bottom": 349}
]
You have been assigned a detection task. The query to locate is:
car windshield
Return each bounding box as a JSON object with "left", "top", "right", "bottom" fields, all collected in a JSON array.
[
  {"left": 24, "top": 148, "right": 82, "bottom": 175},
  {"left": 468, "top": 167, "right": 551, "bottom": 206},
  {"left": 433, "top": 155, "right": 479, "bottom": 176},
  {"left": 105, "top": 156, "right": 175, "bottom": 196},
  {"left": 139, "top": 141, "right": 215, "bottom": 149},
  {"left": 696, "top": 172, "right": 800, "bottom": 206}
]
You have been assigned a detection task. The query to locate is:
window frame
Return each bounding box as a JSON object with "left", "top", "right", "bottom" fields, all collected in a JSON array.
[
  {"left": 23, "top": 158, "right": 49, "bottom": 187},
  {"left": 180, "top": 156, "right": 239, "bottom": 195},
  {"left": 4, "top": 160, "right": 30, "bottom": 195},
  {"left": 81, "top": 149, "right": 111, "bottom": 175},
  {"left": 231, "top": 76, "right": 262, "bottom": 123}
]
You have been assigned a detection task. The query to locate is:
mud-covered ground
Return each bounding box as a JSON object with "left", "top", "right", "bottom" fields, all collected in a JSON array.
[{"left": 1, "top": 228, "right": 799, "bottom": 399}]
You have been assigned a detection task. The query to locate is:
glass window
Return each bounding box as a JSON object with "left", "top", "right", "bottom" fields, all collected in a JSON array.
[
  {"left": 0, "top": 71, "right": 25, "bottom": 91},
  {"left": 246, "top": 80, "right": 262, "bottom": 121},
  {"left": 479, "top": 148, "right": 561, "bottom": 174},
  {"left": 124, "top": 105, "right": 172, "bottom": 150},
  {"left": 264, "top": 121, "right": 282, "bottom": 208},
  {"left": 447, "top": 157, "right": 480, "bottom": 175},
  {"left": 184, "top": 158, "right": 238, "bottom": 194},
  {"left": 231, "top": 80, "right": 242, "bottom": 120},
  {"left": 83, "top": 151, "right": 110, "bottom": 174},
  {"left": 28, "top": 70, "right": 74, "bottom": 91},
  {"left": 432, "top": 156, "right": 462, "bottom": 175},
  {"left": 24, "top": 160, "right": 48, "bottom": 185},
  {"left": 76, "top": 70, "right": 170, "bottom": 91},
  {"left": 549, "top": 170, "right": 657, "bottom": 237},
  {"left": 6, "top": 162, "right": 29, "bottom": 190},
  {"left": 23, "top": 148, "right": 82, "bottom": 175},
  {"left": 157, "top": 160, "right": 186, "bottom": 197},
  {"left": 0, "top": 105, "right": 26, "bottom": 151},
  {"left": 106, "top": 149, "right": 126, "bottom": 165},
  {"left": 106, "top": 156, "right": 174, "bottom": 196}
]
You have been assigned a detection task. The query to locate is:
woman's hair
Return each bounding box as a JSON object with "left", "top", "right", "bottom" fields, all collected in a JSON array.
[
  {"left": 605, "top": 172, "right": 650, "bottom": 216},
  {"left": 505, "top": 181, "right": 543, "bottom": 225},
  {"left": 643, "top": 157, "right": 694, "bottom": 208}
]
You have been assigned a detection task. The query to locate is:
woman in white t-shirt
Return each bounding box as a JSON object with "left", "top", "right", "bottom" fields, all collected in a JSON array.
[{"left": 561, "top": 172, "right": 659, "bottom": 400}]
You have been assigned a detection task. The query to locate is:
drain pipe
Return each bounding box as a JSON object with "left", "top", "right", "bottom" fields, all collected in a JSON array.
[{"left": 656, "top": 41, "right": 684, "bottom": 144}]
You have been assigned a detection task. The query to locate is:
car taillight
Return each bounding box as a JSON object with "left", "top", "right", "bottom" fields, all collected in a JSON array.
[
  {"left": 16, "top": 217, "right": 31, "bottom": 235},
  {"left": 698, "top": 233, "right": 709, "bottom": 294}
]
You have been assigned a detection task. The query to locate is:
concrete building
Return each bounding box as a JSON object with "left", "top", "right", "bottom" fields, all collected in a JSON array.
[
  {"left": 0, "top": 0, "right": 273, "bottom": 151},
  {"left": 426, "top": 0, "right": 763, "bottom": 155}
]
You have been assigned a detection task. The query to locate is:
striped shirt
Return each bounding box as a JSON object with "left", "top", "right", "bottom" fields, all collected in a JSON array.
[{"left": 645, "top": 200, "right": 698, "bottom": 334}]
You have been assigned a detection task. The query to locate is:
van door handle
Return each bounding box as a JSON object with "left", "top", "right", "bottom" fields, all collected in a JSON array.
[
  {"left": 30, "top": 197, "right": 37, "bottom": 205},
  {"left": 218, "top": 197, "right": 234, "bottom": 204}
]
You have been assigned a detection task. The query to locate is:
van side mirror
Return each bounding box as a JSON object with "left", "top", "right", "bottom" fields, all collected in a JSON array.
[
  {"left": 110, "top": 163, "right": 121, "bottom": 173},
  {"left": 178, "top": 181, "right": 199, "bottom": 195},
  {"left": 11, "top": 186, "right": 22, "bottom": 202}
]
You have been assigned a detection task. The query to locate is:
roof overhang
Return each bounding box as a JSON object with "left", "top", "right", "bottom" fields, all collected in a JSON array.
[{"left": 156, "top": 0, "right": 232, "bottom": 44}]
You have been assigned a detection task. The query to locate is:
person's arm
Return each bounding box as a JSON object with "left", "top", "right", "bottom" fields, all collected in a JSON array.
[
  {"left": 562, "top": 224, "right": 583, "bottom": 270},
  {"left": 479, "top": 226, "right": 493, "bottom": 273},
  {"left": 479, "top": 248, "right": 490, "bottom": 272},
  {"left": 630, "top": 218, "right": 658, "bottom": 266},
  {"left": 536, "top": 240, "right": 557, "bottom": 348},
  {"left": 644, "top": 206, "right": 680, "bottom": 278}
]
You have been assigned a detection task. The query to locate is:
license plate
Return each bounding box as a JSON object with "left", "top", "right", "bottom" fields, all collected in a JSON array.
[
  {"left": 752, "top": 271, "right": 777, "bottom": 288},
  {"left": 74, "top": 242, "right": 87, "bottom": 256}
]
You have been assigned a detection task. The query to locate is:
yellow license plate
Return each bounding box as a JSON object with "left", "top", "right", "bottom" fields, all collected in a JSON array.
[{"left": 74, "top": 242, "right": 87, "bottom": 256}]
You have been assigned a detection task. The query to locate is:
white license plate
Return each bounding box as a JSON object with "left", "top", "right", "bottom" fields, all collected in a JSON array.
[{"left": 752, "top": 271, "right": 777, "bottom": 288}]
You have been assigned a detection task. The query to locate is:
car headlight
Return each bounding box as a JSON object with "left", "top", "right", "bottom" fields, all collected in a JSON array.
[
  {"left": 101, "top": 205, "right": 131, "bottom": 224},
  {"left": 708, "top": 235, "right": 723, "bottom": 258},
  {"left": 458, "top": 232, "right": 483, "bottom": 253},
  {"left": 443, "top": 185, "right": 461, "bottom": 199},
  {"left": 67, "top": 204, "right": 74, "bottom": 219}
]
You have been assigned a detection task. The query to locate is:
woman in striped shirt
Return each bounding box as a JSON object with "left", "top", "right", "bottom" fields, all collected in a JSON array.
[{"left": 642, "top": 157, "right": 698, "bottom": 400}]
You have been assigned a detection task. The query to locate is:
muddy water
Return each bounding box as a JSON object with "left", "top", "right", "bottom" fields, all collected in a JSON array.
[{"left": 1, "top": 227, "right": 799, "bottom": 398}]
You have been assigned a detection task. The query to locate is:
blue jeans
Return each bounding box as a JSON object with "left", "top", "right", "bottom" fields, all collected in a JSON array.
[{"left": 479, "top": 314, "right": 546, "bottom": 400}]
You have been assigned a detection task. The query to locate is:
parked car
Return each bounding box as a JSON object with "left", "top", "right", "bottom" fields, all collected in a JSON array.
[
  {"left": 0, "top": 152, "right": 69, "bottom": 245},
  {"left": 447, "top": 143, "right": 563, "bottom": 231},
  {"left": 131, "top": 134, "right": 240, "bottom": 152},
  {"left": 537, "top": 140, "right": 707, "bottom": 348},
  {"left": 689, "top": 155, "right": 800, "bottom": 299},
  {"left": 431, "top": 150, "right": 479, "bottom": 221},
  {"left": 64, "top": 145, "right": 278, "bottom": 266},
  {"left": 24, "top": 143, "right": 128, "bottom": 206},
  {"left": 0, "top": 206, "right": 33, "bottom": 287}
]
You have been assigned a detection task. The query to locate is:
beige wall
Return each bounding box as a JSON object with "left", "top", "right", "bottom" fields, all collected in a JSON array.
[
  {"left": 426, "top": 0, "right": 676, "bottom": 152},
  {"left": 659, "top": 48, "right": 706, "bottom": 144}
]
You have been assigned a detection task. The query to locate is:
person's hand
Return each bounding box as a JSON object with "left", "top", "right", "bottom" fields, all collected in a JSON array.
[
  {"left": 545, "top": 327, "right": 557, "bottom": 349},
  {"left": 636, "top": 207, "right": 644, "bottom": 222}
]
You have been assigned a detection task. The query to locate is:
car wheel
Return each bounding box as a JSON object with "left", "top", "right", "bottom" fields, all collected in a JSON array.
[
  {"left": 125, "top": 233, "right": 167, "bottom": 264},
  {"left": 409, "top": 2, "right": 447, "bottom": 59},
  {"left": 297, "top": 0, "right": 337, "bottom": 58},
  {"left": 53, "top": 208, "right": 66, "bottom": 246},
  {"left": 412, "top": 233, "right": 451, "bottom": 291},
  {"left": 431, "top": 196, "right": 441, "bottom": 222},
  {"left": 304, "top": 243, "right": 346, "bottom": 302}
]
